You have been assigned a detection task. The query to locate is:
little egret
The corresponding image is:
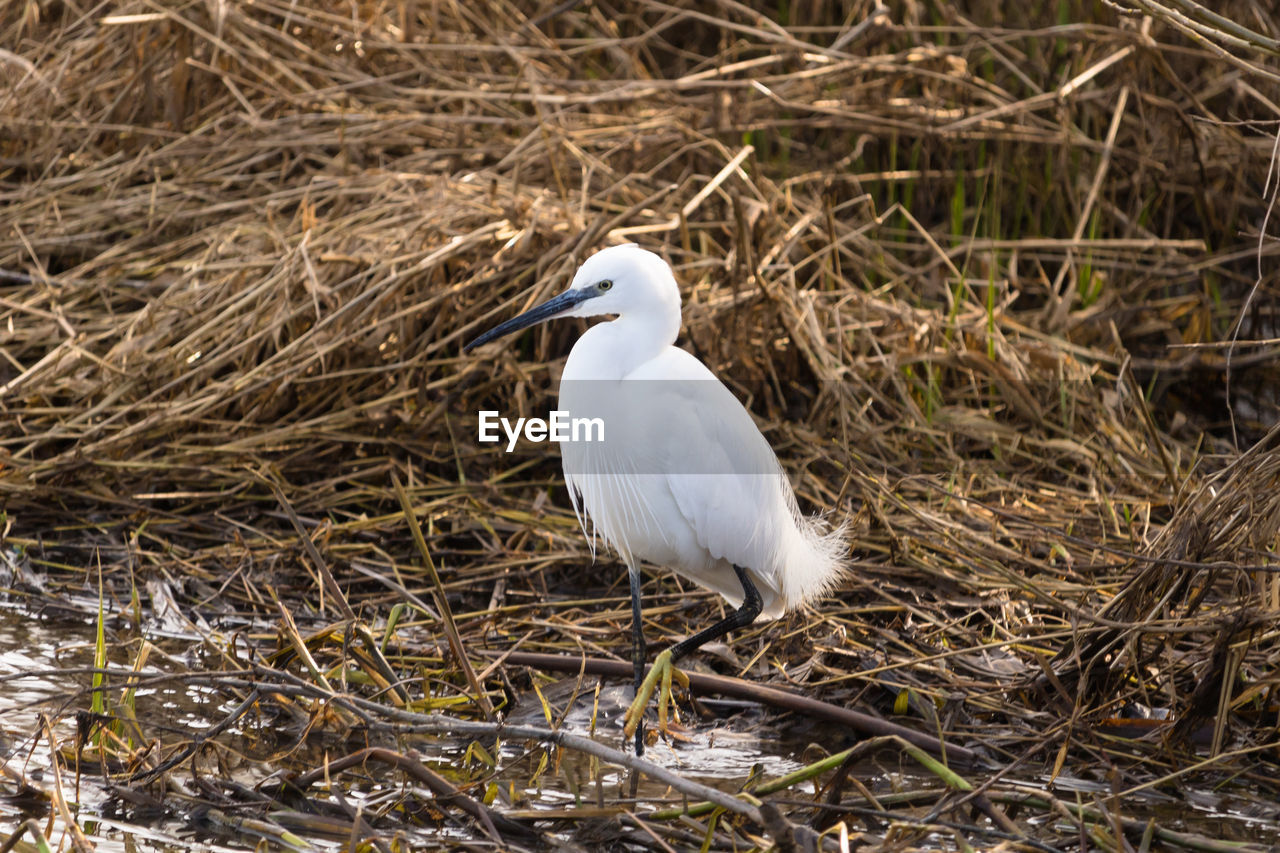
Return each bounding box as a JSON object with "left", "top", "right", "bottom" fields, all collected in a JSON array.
[{"left": 464, "top": 245, "right": 847, "bottom": 753}]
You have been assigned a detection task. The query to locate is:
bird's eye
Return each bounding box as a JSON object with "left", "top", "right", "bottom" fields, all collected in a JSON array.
[{"left": 598, "top": 279, "right": 613, "bottom": 291}]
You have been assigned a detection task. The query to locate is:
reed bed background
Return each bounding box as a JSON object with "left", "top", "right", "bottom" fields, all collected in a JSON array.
[{"left": 3, "top": 0, "right": 1280, "bottom": 849}]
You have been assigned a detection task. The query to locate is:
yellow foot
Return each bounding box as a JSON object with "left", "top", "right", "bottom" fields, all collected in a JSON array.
[{"left": 622, "top": 649, "right": 691, "bottom": 743}]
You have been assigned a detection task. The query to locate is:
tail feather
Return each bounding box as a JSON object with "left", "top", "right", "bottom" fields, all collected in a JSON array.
[{"left": 774, "top": 513, "right": 849, "bottom": 618}]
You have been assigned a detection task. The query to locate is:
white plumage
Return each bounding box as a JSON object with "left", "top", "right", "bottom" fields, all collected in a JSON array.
[
  {"left": 551, "top": 245, "right": 846, "bottom": 617},
  {"left": 465, "top": 242, "right": 844, "bottom": 622},
  {"left": 465, "top": 244, "right": 847, "bottom": 752}
]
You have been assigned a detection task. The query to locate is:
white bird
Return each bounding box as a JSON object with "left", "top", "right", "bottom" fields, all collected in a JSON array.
[{"left": 464, "top": 244, "right": 847, "bottom": 753}]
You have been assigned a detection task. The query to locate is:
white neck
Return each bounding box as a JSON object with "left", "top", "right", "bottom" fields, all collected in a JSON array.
[{"left": 565, "top": 306, "right": 680, "bottom": 380}]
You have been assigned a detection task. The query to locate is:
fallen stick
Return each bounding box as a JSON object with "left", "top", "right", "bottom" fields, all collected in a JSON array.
[{"left": 489, "top": 650, "right": 979, "bottom": 765}]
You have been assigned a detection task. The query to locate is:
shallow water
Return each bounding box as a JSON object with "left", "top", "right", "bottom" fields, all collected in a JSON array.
[{"left": 2, "top": 605, "right": 1279, "bottom": 851}]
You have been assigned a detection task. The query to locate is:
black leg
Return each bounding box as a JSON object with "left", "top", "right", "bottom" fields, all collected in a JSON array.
[
  {"left": 627, "top": 566, "right": 646, "bottom": 756},
  {"left": 666, "top": 564, "right": 763, "bottom": 663}
]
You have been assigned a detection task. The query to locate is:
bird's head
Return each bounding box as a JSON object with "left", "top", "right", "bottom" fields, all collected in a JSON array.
[{"left": 463, "top": 245, "right": 680, "bottom": 353}]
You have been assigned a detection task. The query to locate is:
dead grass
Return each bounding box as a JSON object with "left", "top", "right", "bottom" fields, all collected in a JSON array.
[{"left": 2, "top": 1, "right": 1280, "bottom": 850}]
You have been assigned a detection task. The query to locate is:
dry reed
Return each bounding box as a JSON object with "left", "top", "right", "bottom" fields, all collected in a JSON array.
[{"left": 3, "top": 1, "right": 1280, "bottom": 849}]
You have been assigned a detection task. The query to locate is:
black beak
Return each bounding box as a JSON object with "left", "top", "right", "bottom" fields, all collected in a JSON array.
[{"left": 463, "top": 288, "right": 595, "bottom": 353}]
